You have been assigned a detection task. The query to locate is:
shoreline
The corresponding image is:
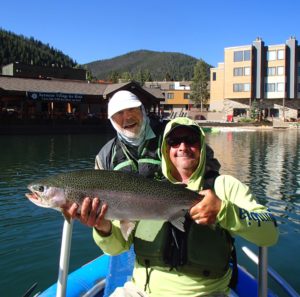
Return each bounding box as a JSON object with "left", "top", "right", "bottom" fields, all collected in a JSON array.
[
  {"left": 195, "top": 121, "right": 299, "bottom": 130},
  {"left": 0, "top": 121, "right": 298, "bottom": 135}
]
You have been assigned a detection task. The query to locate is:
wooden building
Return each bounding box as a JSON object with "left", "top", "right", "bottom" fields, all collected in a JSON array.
[{"left": 0, "top": 76, "right": 162, "bottom": 127}]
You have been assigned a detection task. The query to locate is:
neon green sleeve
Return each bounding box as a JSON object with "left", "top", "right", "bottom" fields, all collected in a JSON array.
[
  {"left": 93, "top": 220, "right": 133, "bottom": 255},
  {"left": 215, "top": 175, "right": 279, "bottom": 247}
]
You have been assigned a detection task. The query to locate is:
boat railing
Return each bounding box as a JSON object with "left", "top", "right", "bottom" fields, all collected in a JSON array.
[
  {"left": 242, "top": 246, "right": 300, "bottom": 297},
  {"left": 56, "top": 219, "right": 74, "bottom": 297},
  {"left": 53, "top": 219, "right": 300, "bottom": 297}
]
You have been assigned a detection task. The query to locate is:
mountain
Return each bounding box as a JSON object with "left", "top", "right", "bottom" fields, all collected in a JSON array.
[
  {"left": 0, "top": 28, "right": 76, "bottom": 69},
  {"left": 84, "top": 50, "right": 199, "bottom": 81},
  {"left": 0, "top": 28, "right": 207, "bottom": 81}
]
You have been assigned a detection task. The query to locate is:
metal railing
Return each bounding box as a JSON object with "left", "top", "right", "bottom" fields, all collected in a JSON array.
[
  {"left": 54, "top": 220, "right": 300, "bottom": 297},
  {"left": 242, "top": 246, "right": 300, "bottom": 297}
]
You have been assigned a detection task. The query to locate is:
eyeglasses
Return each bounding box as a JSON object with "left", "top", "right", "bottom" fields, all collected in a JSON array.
[{"left": 166, "top": 135, "right": 200, "bottom": 147}]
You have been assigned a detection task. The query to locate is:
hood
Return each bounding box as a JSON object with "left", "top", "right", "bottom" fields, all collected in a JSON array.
[{"left": 161, "top": 117, "right": 206, "bottom": 191}]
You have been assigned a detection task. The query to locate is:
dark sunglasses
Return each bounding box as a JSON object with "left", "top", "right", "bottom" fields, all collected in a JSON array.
[{"left": 167, "top": 135, "right": 200, "bottom": 147}]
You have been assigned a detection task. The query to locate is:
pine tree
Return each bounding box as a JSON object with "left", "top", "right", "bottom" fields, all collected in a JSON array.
[
  {"left": 121, "top": 71, "right": 132, "bottom": 82},
  {"left": 110, "top": 71, "right": 120, "bottom": 83},
  {"left": 190, "top": 59, "right": 210, "bottom": 111}
]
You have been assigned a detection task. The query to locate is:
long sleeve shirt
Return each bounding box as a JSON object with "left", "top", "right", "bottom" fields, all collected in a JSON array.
[{"left": 93, "top": 175, "right": 279, "bottom": 296}]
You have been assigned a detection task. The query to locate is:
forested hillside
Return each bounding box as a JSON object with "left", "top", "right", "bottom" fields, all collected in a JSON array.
[
  {"left": 0, "top": 28, "right": 210, "bottom": 82},
  {"left": 85, "top": 50, "right": 200, "bottom": 81},
  {"left": 0, "top": 28, "right": 76, "bottom": 68}
]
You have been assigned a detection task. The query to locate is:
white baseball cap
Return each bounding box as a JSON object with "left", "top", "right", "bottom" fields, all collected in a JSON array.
[{"left": 108, "top": 90, "right": 142, "bottom": 119}]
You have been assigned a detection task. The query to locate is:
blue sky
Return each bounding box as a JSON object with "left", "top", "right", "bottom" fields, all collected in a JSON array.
[{"left": 1, "top": 0, "right": 299, "bottom": 67}]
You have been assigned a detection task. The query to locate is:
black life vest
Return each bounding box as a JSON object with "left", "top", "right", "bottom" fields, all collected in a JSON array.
[
  {"left": 134, "top": 173, "right": 238, "bottom": 288},
  {"left": 97, "top": 120, "right": 165, "bottom": 180},
  {"left": 134, "top": 219, "right": 233, "bottom": 278}
]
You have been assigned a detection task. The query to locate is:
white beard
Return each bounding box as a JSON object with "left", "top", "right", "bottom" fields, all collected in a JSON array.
[{"left": 110, "top": 106, "right": 148, "bottom": 147}]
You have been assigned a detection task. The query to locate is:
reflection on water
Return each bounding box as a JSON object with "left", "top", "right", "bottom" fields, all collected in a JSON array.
[
  {"left": 206, "top": 130, "right": 300, "bottom": 229},
  {"left": 0, "top": 130, "right": 299, "bottom": 296}
]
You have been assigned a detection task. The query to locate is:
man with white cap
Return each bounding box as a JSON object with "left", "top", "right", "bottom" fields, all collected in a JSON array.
[
  {"left": 95, "top": 90, "right": 163, "bottom": 178},
  {"left": 66, "top": 90, "right": 167, "bottom": 226}
]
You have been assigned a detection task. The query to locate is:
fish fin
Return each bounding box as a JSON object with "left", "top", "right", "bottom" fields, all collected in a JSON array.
[
  {"left": 61, "top": 209, "right": 72, "bottom": 223},
  {"left": 170, "top": 217, "right": 186, "bottom": 232},
  {"left": 169, "top": 210, "right": 188, "bottom": 232},
  {"left": 120, "top": 220, "right": 136, "bottom": 241}
]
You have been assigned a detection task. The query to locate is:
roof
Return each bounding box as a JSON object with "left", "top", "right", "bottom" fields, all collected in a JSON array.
[
  {"left": 0, "top": 76, "right": 107, "bottom": 95},
  {"left": 102, "top": 81, "right": 162, "bottom": 107},
  {"left": 0, "top": 76, "right": 163, "bottom": 108},
  {"left": 143, "top": 86, "right": 164, "bottom": 99},
  {"left": 103, "top": 82, "right": 133, "bottom": 98}
]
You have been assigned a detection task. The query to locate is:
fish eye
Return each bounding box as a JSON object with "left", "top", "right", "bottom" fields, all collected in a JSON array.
[{"left": 33, "top": 185, "right": 44, "bottom": 192}]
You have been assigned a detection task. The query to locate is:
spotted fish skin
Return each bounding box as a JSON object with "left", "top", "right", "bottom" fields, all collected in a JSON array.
[{"left": 26, "top": 170, "right": 200, "bottom": 230}]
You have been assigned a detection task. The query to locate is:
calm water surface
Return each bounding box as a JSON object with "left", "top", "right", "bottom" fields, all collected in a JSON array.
[{"left": 0, "top": 130, "right": 299, "bottom": 296}]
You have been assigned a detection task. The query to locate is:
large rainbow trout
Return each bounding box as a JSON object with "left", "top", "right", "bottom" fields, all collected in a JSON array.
[{"left": 26, "top": 170, "right": 200, "bottom": 239}]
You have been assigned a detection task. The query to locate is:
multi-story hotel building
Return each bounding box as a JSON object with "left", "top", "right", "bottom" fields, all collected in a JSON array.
[
  {"left": 144, "top": 81, "right": 192, "bottom": 118},
  {"left": 210, "top": 37, "right": 300, "bottom": 120}
]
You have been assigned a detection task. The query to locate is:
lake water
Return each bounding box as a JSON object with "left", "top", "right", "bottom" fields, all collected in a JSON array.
[{"left": 0, "top": 129, "right": 299, "bottom": 296}]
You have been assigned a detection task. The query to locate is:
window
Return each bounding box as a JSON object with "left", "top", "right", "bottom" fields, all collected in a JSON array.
[
  {"left": 233, "top": 67, "right": 243, "bottom": 76},
  {"left": 233, "top": 84, "right": 242, "bottom": 92},
  {"left": 267, "top": 67, "right": 276, "bottom": 76},
  {"left": 212, "top": 72, "right": 217, "bottom": 81},
  {"left": 233, "top": 83, "right": 250, "bottom": 92},
  {"left": 297, "top": 83, "right": 300, "bottom": 92},
  {"left": 244, "top": 50, "right": 251, "bottom": 61},
  {"left": 267, "top": 51, "right": 276, "bottom": 61},
  {"left": 183, "top": 93, "right": 190, "bottom": 99},
  {"left": 166, "top": 93, "right": 174, "bottom": 99},
  {"left": 277, "top": 83, "right": 285, "bottom": 92},
  {"left": 169, "top": 84, "right": 175, "bottom": 90},
  {"left": 265, "top": 83, "right": 275, "bottom": 92},
  {"left": 298, "top": 67, "right": 300, "bottom": 76},
  {"left": 234, "top": 51, "right": 243, "bottom": 62},
  {"left": 244, "top": 67, "right": 251, "bottom": 76},
  {"left": 233, "top": 50, "right": 251, "bottom": 62},
  {"left": 233, "top": 67, "right": 250, "bottom": 76},
  {"left": 244, "top": 83, "right": 250, "bottom": 92},
  {"left": 277, "top": 49, "right": 284, "bottom": 60},
  {"left": 277, "top": 66, "right": 284, "bottom": 75}
]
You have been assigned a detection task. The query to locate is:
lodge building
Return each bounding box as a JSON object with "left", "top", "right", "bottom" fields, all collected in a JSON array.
[{"left": 0, "top": 64, "right": 163, "bottom": 129}]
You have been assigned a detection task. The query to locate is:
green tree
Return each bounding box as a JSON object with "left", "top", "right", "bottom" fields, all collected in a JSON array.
[
  {"left": 134, "top": 69, "right": 146, "bottom": 86},
  {"left": 0, "top": 28, "right": 76, "bottom": 68},
  {"left": 109, "top": 71, "right": 120, "bottom": 83},
  {"left": 250, "top": 99, "right": 260, "bottom": 120},
  {"left": 121, "top": 71, "right": 132, "bottom": 82},
  {"left": 190, "top": 59, "right": 210, "bottom": 111},
  {"left": 164, "top": 72, "right": 172, "bottom": 81},
  {"left": 143, "top": 69, "right": 152, "bottom": 82}
]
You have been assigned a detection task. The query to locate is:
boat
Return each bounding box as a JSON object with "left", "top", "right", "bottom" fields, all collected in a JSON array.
[{"left": 35, "top": 221, "right": 299, "bottom": 297}]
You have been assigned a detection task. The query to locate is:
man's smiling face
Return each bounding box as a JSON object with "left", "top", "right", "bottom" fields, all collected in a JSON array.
[
  {"left": 167, "top": 127, "right": 201, "bottom": 176},
  {"left": 111, "top": 107, "right": 143, "bottom": 138}
]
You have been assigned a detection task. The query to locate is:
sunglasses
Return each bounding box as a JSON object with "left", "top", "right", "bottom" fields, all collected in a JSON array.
[{"left": 166, "top": 135, "right": 200, "bottom": 147}]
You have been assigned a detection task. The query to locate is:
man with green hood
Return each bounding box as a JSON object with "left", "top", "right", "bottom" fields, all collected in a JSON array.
[{"left": 92, "top": 117, "right": 279, "bottom": 297}]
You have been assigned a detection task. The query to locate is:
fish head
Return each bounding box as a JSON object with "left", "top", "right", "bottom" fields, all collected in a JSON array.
[{"left": 26, "top": 182, "right": 66, "bottom": 210}]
